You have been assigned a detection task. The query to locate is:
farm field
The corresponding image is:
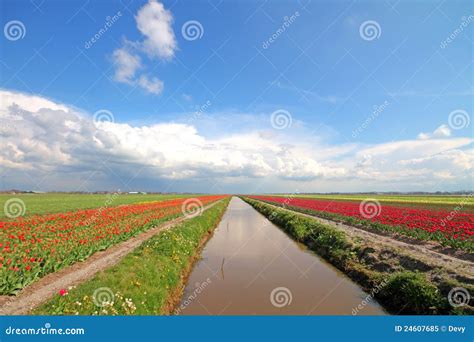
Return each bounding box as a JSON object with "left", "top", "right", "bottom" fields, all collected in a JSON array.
[
  {"left": 1, "top": 193, "right": 472, "bottom": 316},
  {"left": 0, "top": 195, "right": 226, "bottom": 295},
  {"left": 33, "top": 197, "right": 388, "bottom": 315},
  {"left": 2, "top": 0, "right": 473, "bottom": 338},
  {"left": 242, "top": 197, "right": 474, "bottom": 315},
  {"left": 0, "top": 193, "right": 201, "bottom": 219},
  {"left": 249, "top": 195, "right": 474, "bottom": 251},
  {"left": 271, "top": 194, "right": 474, "bottom": 212},
  {"left": 33, "top": 198, "right": 231, "bottom": 315}
]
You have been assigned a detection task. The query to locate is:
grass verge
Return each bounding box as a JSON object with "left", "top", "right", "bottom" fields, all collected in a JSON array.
[
  {"left": 32, "top": 198, "right": 230, "bottom": 315},
  {"left": 243, "top": 197, "right": 473, "bottom": 315}
]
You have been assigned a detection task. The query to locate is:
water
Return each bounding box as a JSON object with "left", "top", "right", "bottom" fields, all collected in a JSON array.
[{"left": 178, "top": 197, "right": 386, "bottom": 315}]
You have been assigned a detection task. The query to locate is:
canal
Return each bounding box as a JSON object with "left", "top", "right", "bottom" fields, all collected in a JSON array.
[{"left": 178, "top": 197, "right": 385, "bottom": 315}]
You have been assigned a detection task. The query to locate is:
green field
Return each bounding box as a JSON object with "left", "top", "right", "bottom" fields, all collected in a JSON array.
[{"left": 0, "top": 193, "right": 200, "bottom": 219}]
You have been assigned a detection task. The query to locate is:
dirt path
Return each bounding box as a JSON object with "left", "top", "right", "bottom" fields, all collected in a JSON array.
[
  {"left": 256, "top": 200, "right": 474, "bottom": 280},
  {"left": 0, "top": 200, "right": 223, "bottom": 315}
]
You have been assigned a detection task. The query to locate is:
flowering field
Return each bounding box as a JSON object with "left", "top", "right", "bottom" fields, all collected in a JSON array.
[
  {"left": 0, "top": 195, "right": 225, "bottom": 295},
  {"left": 283, "top": 194, "right": 473, "bottom": 207},
  {"left": 249, "top": 196, "right": 474, "bottom": 251},
  {"left": 33, "top": 199, "right": 230, "bottom": 315},
  {"left": 0, "top": 193, "right": 197, "bottom": 219}
]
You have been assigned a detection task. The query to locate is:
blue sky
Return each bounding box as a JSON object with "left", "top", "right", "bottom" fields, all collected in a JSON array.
[{"left": 0, "top": 0, "right": 472, "bottom": 193}]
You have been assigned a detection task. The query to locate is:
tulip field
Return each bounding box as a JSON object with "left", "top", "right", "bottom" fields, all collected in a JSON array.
[
  {"left": 0, "top": 193, "right": 197, "bottom": 219},
  {"left": 1, "top": 191, "right": 472, "bottom": 316},
  {"left": 250, "top": 195, "right": 474, "bottom": 251},
  {"left": 0, "top": 195, "right": 225, "bottom": 295}
]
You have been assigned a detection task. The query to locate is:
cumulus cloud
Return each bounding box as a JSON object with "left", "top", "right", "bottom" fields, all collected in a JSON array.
[
  {"left": 136, "top": 0, "right": 177, "bottom": 59},
  {"left": 137, "top": 74, "right": 164, "bottom": 95},
  {"left": 350, "top": 143, "right": 473, "bottom": 183},
  {"left": 417, "top": 124, "right": 451, "bottom": 140},
  {"left": 0, "top": 91, "right": 69, "bottom": 118},
  {"left": 1, "top": 90, "right": 335, "bottom": 188},
  {"left": 112, "top": 47, "right": 141, "bottom": 83},
  {"left": 111, "top": 0, "right": 177, "bottom": 95},
  {"left": 1, "top": 90, "right": 472, "bottom": 192}
]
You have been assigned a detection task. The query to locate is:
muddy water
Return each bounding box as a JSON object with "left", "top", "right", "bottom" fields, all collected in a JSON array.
[{"left": 178, "top": 197, "right": 386, "bottom": 315}]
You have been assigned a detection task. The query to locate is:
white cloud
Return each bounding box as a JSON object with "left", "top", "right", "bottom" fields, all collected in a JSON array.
[
  {"left": 110, "top": 1, "right": 177, "bottom": 95},
  {"left": 417, "top": 132, "right": 430, "bottom": 140},
  {"left": 417, "top": 124, "right": 451, "bottom": 140},
  {"left": 0, "top": 90, "right": 69, "bottom": 115},
  {"left": 112, "top": 48, "right": 141, "bottom": 83},
  {"left": 111, "top": 48, "right": 164, "bottom": 95},
  {"left": 1, "top": 90, "right": 472, "bottom": 192},
  {"left": 432, "top": 124, "right": 451, "bottom": 138},
  {"left": 137, "top": 74, "right": 164, "bottom": 95},
  {"left": 350, "top": 135, "right": 472, "bottom": 181},
  {"left": 136, "top": 0, "right": 177, "bottom": 59}
]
